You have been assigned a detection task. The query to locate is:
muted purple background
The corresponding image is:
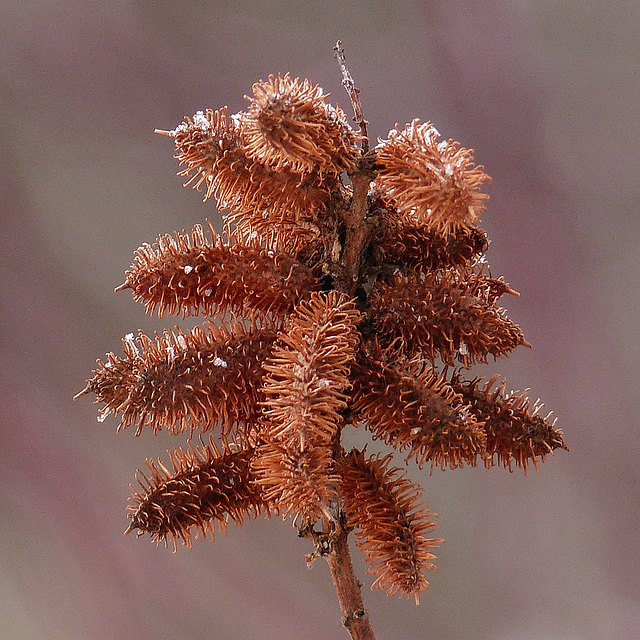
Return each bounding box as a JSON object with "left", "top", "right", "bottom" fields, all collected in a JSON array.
[{"left": 1, "top": 1, "right": 638, "bottom": 639}]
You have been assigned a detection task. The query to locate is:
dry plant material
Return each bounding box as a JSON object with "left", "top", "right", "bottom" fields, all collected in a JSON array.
[
  {"left": 126, "top": 439, "right": 267, "bottom": 550},
  {"left": 76, "top": 43, "right": 567, "bottom": 640},
  {"left": 337, "top": 449, "right": 442, "bottom": 603}
]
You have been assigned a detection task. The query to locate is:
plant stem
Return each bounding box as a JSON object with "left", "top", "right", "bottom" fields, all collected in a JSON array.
[
  {"left": 334, "top": 39, "right": 378, "bottom": 297},
  {"left": 334, "top": 40, "right": 369, "bottom": 153},
  {"left": 340, "top": 165, "right": 374, "bottom": 294},
  {"left": 324, "top": 518, "right": 377, "bottom": 640}
]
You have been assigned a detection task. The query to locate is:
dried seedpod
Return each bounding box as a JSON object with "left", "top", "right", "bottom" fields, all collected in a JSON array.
[
  {"left": 451, "top": 374, "right": 566, "bottom": 473},
  {"left": 367, "top": 269, "right": 529, "bottom": 365},
  {"left": 77, "top": 43, "right": 567, "bottom": 640},
  {"left": 259, "top": 291, "right": 360, "bottom": 451},
  {"left": 337, "top": 449, "right": 443, "bottom": 604},
  {"left": 160, "top": 107, "right": 335, "bottom": 235},
  {"left": 351, "top": 349, "right": 487, "bottom": 470},
  {"left": 77, "top": 321, "right": 276, "bottom": 438},
  {"left": 127, "top": 439, "right": 269, "bottom": 550},
  {"left": 375, "top": 120, "right": 491, "bottom": 235},
  {"left": 242, "top": 73, "right": 360, "bottom": 176},
  {"left": 117, "top": 223, "right": 319, "bottom": 318},
  {"left": 251, "top": 439, "right": 338, "bottom": 523}
]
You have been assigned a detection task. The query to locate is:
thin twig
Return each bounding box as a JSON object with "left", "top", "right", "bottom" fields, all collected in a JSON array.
[
  {"left": 334, "top": 41, "right": 369, "bottom": 153},
  {"left": 301, "top": 516, "right": 376, "bottom": 640},
  {"left": 326, "top": 527, "right": 376, "bottom": 639},
  {"left": 333, "top": 41, "right": 376, "bottom": 294}
]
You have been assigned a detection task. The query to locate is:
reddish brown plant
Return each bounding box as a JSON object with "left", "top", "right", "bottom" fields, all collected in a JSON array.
[{"left": 76, "top": 42, "right": 567, "bottom": 640}]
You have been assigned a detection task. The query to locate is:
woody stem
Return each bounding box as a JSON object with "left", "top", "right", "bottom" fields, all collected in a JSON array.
[
  {"left": 324, "top": 517, "right": 377, "bottom": 640},
  {"left": 339, "top": 166, "right": 373, "bottom": 295}
]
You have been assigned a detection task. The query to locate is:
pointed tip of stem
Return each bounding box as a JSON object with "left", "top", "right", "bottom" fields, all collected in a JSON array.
[
  {"left": 114, "top": 281, "right": 131, "bottom": 293},
  {"left": 506, "top": 285, "right": 520, "bottom": 297},
  {"left": 73, "top": 383, "right": 92, "bottom": 401}
]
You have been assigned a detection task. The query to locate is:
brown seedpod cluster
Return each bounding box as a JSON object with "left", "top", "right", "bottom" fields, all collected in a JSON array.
[
  {"left": 375, "top": 120, "right": 490, "bottom": 234},
  {"left": 77, "top": 44, "right": 567, "bottom": 639}
]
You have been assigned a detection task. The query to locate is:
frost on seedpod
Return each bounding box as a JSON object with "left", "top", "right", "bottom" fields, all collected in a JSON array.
[
  {"left": 97, "top": 407, "right": 113, "bottom": 423},
  {"left": 170, "top": 122, "right": 189, "bottom": 136},
  {"left": 192, "top": 111, "right": 211, "bottom": 131},
  {"left": 123, "top": 332, "right": 139, "bottom": 355}
]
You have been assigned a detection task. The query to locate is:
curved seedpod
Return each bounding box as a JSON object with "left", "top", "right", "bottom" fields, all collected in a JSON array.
[{"left": 375, "top": 120, "right": 490, "bottom": 235}]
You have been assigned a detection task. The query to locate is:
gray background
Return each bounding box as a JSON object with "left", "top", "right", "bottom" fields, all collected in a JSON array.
[{"left": 1, "top": 1, "right": 638, "bottom": 639}]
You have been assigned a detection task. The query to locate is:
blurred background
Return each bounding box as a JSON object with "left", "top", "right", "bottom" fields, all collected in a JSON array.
[{"left": 1, "top": 1, "right": 638, "bottom": 639}]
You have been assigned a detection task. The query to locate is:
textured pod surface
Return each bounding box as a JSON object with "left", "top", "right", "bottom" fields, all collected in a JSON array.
[
  {"left": 375, "top": 120, "right": 490, "bottom": 235},
  {"left": 120, "top": 224, "right": 319, "bottom": 318},
  {"left": 376, "top": 218, "right": 489, "bottom": 272},
  {"left": 452, "top": 375, "right": 568, "bottom": 472},
  {"left": 168, "top": 107, "right": 335, "bottom": 229},
  {"left": 167, "top": 107, "right": 240, "bottom": 198},
  {"left": 251, "top": 440, "right": 337, "bottom": 523},
  {"left": 128, "top": 441, "right": 269, "bottom": 550},
  {"left": 82, "top": 322, "right": 276, "bottom": 436},
  {"left": 243, "top": 73, "right": 360, "bottom": 176},
  {"left": 338, "top": 449, "right": 442, "bottom": 603},
  {"left": 351, "top": 352, "right": 486, "bottom": 470},
  {"left": 260, "top": 291, "right": 361, "bottom": 451},
  {"left": 368, "top": 270, "right": 528, "bottom": 365}
]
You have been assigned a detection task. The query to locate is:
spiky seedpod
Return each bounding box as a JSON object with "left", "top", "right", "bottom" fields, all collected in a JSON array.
[
  {"left": 117, "top": 223, "right": 319, "bottom": 318},
  {"left": 351, "top": 351, "right": 486, "bottom": 470},
  {"left": 367, "top": 270, "right": 528, "bottom": 365},
  {"left": 452, "top": 375, "right": 568, "bottom": 472},
  {"left": 164, "top": 108, "right": 238, "bottom": 199},
  {"left": 377, "top": 219, "right": 489, "bottom": 273},
  {"left": 243, "top": 73, "right": 360, "bottom": 176},
  {"left": 251, "top": 292, "right": 359, "bottom": 522},
  {"left": 76, "top": 321, "right": 276, "bottom": 437},
  {"left": 375, "top": 120, "right": 490, "bottom": 235},
  {"left": 78, "top": 61, "right": 567, "bottom": 632},
  {"left": 127, "top": 440, "right": 268, "bottom": 550},
  {"left": 338, "top": 449, "right": 443, "bottom": 603},
  {"left": 163, "top": 107, "right": 333, "bottom": 234},
  {"left": 251, "top": 440, "right": 337, "bottom": 523},
  {"left": 260, "top": 291, "right": 360, "bottom": 451}
]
